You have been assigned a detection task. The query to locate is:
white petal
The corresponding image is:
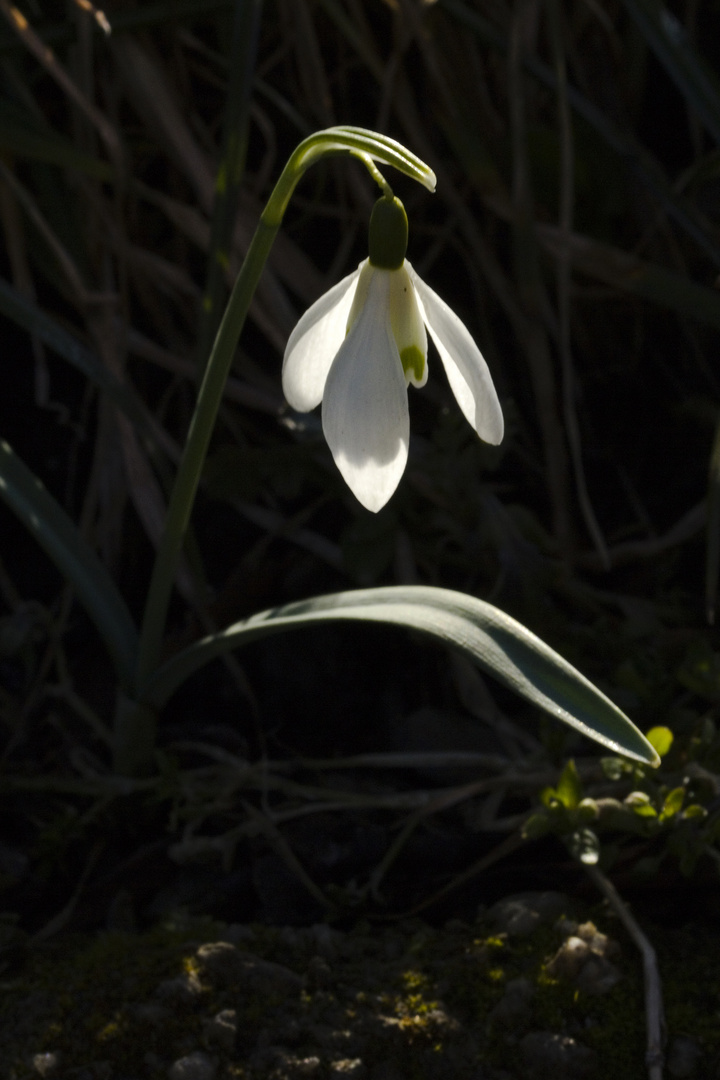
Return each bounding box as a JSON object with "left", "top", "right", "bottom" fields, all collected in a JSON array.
[
  {"left": 322, "top": 269, "right": 409, "bottom": 512},
  {"left": 408, "top": 263, "right": 504, "bottom": 444},
  {"left": 282, "top": 264, "right": 362, "bottom": 412}
]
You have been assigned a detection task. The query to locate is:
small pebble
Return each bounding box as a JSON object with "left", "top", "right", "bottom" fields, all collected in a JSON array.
[
  {"left": 488, "top": 893, "right": 571, "bottom": 937},
  {"left": 280, "top": 926, "right": 302, "bottom": 952},
  {"left": 575, "top": 921, "right": 619, "bottom": 958},
  {"left": 306, "top": 954, "right": 333, "bottom": 989},
  {"left": 293, "top": 1058, "right": 322, "bottom": 1076},
  {"left": 547, "top": 937, "right": 591, "bottom": 980},
  {"left": 195, "top": 941, "right": 246, "bottom": 987},
  {"left": 167, "top": 1050, "right": 216, "bottom": 1080},
  {"left": 574, "top": 954, "right": 622, "bottom": 996},
  {"left": 224, "top": 923, "right": 255, "bottom": 946},
  {"left": 154, "top": 972, "right": 204, "bottom": 1006},
  {"left": 311, "top": 922, "right": 344, "bottom": 960},
  {"left": 489, "top": 976, "right": 535, "bottom": 1026},
  {"left": 32, "top": 1053, "right": 60, "bottom": 1078},
  {"left": 330, "top": 1060, "right": 366, "bottom": 1078},
  {"left": 248, "top": 1046, "right": 290, "bottom": 1073},
  {"left": 130, "top": 1001, "right": 172, "bottom": 1025},
  {"left": 196, "top": 941, "right": 302, "bottom": 995},
  {"left": 490, "top": 901, "right": 541, "bottom": 938},
  {"left": 203, "top": 1009, "right": 237, "bottom": 1053},
  {"left": 519, "top": 1031, "right": 597, "bottom": 1078},
  {"left": 546, "top": 928, "right": 621, "bottom": 995}
]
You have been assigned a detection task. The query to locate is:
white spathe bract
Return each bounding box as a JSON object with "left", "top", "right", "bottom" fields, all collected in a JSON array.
[{"left": 282, "top": 257, "right": 503, "bottom": 512}]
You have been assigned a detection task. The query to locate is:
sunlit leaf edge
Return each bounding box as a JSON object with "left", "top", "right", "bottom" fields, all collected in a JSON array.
[{"left": 144, "top": 584, "right": 659, "bottom": 765}]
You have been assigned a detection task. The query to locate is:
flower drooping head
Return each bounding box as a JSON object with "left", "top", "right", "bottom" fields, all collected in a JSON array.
[{"left": 282, "top": 193, "right": 503, "bottom": 511}]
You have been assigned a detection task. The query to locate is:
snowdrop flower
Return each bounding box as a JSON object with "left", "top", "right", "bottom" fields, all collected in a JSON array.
[{"left": 282, "top": 195, "right": 503, "bottom": 512}]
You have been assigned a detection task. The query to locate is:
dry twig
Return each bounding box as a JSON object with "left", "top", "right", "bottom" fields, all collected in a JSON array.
[{"left": 585, "top": 864, "right": 665, "bottom": 1080}]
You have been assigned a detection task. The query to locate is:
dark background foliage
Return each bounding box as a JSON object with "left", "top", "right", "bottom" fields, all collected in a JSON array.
[{"left": 1, "top": 0, "right": 720, "bottom": 937}]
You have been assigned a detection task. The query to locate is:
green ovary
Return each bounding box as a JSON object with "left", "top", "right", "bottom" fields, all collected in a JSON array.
[{"left": 368, "top": 196, "right": 408, "bottom": 270}]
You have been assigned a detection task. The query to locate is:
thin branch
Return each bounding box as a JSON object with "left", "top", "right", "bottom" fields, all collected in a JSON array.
[
  {"left": 585, "top": 864, "right": 665, "bottom": 1080},
  {"left": 396, "top": 830, "right": 527, "bottom": 918},
  {"left": 0, "top": 1, "right": 120, "bottom": 168}
]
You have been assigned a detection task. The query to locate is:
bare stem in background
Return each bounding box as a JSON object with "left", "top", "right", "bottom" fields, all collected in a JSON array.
[{"left": 585, "top": 865, "right": 666, "bottom": 1080}]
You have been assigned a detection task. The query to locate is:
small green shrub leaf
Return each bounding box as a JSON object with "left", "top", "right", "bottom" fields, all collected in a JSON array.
[
  {"left": 646, "top": 726, "right": 674, "bottom": 757},
  {"left": 556, "top": 759, "right": 583, "bottom": 810},
  {"left": 660, "top": 787, "right": 685, "bottom": 821}
]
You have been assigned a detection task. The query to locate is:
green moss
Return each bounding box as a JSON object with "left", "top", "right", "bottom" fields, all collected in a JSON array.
[
  {"left": 2, "top": 909, "right": 719, "bottom": 1078},
  {"left": 0, "top": 917, "right": 226, "bottom": 1077}
]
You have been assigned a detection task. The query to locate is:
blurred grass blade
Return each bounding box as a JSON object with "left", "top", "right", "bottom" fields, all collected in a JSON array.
[
  {"left": 0, "top": 98, "right": 112, "bottom": 178},
  {"left": 440, "top": 0, "right": 720, "bottom": 267},
  {"left": 537, "top": 225, "right": 720, "bottom": 330},
  {"left": 145, "top": 585, "right": 659, "bottom": 765},
  {"left": 545, "top": 0, "right": 609, "bottom": 569},
  {"left": 0, "top": 3, "right": 235, "bottom": 54},
  {"left": 706, "top": 413, "right": 720, "bottom": 623},
  {"left": 0, "top": 439, "right": 138, "bottom": 688},
  {"left": 0, "top": 277, "right": 163, "bottom": 442},
  {"left": 507, "top": 0, "right": 573, "bottom": 558},
  {"left": 7, "top": 0, "right": 234, "bottom": 49},
  {"left": 197, "top": 0, "right": 263, "bottom": 371},
  {"left": 316, "top": 0, "right": 384, "bottom": 81},
  {"left": 0, "top": 0, "right": 121, "bottom": 169},
  {"left": 107, "top": 0, "right": 231, "bottom": 32},
  {"left": 69, "top": 0, "right": 110, "bottom": 35},
  {"left": 623, "top": 0, "right": 720, "bottom": 146}
]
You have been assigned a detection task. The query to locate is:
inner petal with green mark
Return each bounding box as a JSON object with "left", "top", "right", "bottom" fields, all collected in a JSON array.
[
  {"left": 400, "top": 345, "right": 425, "bottom": 384},
  {"left": 389, "top": 265, "right": 427, "bottom": 388}
]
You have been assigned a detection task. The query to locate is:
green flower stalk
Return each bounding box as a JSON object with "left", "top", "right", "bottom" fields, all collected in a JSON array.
[{"left": 135, "top": 128, "right": 437, "bottom": 694}]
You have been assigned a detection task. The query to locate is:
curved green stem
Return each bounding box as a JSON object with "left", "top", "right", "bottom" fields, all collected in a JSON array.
[
  {"left": 135, "top": 126, "right": 435, "bottom": 695},
  {"left": 136, "top": 218, "right": 277, "bottom": 691},
  {"left": 265, "top": 127, "right": 436, "bottom": 226}
]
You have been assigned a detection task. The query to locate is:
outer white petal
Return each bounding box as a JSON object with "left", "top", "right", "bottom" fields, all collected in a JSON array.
[
  {"left": 322, "top": 269, "right": 409, "bottom": 512},
  {"left": 282, "top": 264, "right": 362, "bottom": 412},
  {"left": 408, "top": 263, "right": 504, "bottom": 445}
]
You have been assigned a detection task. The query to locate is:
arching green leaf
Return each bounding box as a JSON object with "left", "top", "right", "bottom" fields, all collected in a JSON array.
[{"left": 144, "top": 584, "right": 659, "bottom": 765}]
